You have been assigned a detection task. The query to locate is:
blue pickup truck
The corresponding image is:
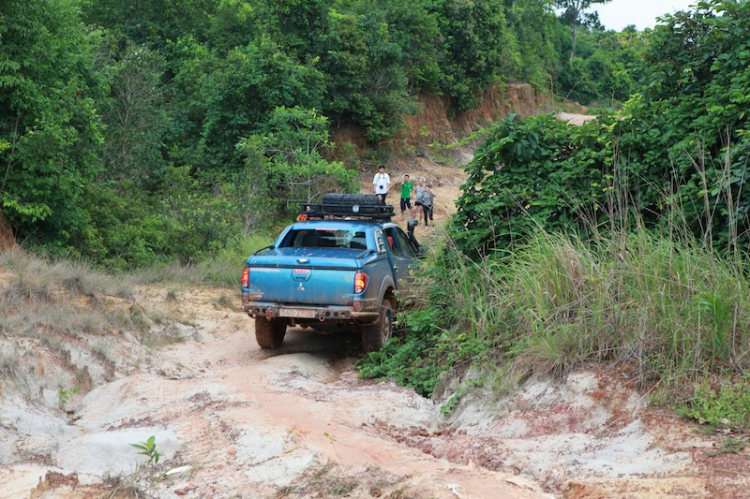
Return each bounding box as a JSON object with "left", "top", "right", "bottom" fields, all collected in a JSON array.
[{"left": 241, "top": 194, "right": 424, "bottom": 352}]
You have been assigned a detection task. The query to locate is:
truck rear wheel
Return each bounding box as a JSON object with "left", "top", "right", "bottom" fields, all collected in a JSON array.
[
  {"left": 361, "top": 298, "right": 393, "bottom": 353},
  {"left": 255, "top": 317, "right": 286, "bottom": 349}
]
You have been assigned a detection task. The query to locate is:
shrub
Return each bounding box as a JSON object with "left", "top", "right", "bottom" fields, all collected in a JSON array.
[
  {"left": 359, "top": 227, "right": 750, "bottom": 417},
  {"left": 678, "top": 376, "right": 750, "bottom": 430}
]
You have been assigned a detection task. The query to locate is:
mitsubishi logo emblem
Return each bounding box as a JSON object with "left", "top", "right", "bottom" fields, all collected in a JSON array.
[{"left": 297, "top": 282, "right": 305, "bottom": 292}]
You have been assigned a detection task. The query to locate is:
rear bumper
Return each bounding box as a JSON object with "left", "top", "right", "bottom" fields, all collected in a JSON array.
[{"left": 244, "top": 303, "right": 379, "bottom": 323}]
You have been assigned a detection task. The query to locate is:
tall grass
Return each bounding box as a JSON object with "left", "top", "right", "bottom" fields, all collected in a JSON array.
[
  {"left": 0, "top": 250, "right": 142, "bottom": 338},
  {"left": 360, "top": 225, "right": 750, "bottom": 410},
  {"left": 0, "top": 232, "right": 274, "bottom": 344},
  {"left": 0, "top": 231, "right": 273, "bottom": 290},
  {"left": 0, "top": 249, "right": 135, "bottom": 300},
  {"left": 506, "top": 230, "right": 748, "bottom": 395},
  {"left": 359, "top": 143, "right": 750, "bottom": 427}
]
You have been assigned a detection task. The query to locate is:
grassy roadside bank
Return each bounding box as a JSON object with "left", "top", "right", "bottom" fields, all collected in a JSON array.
[{"left": 359, "top": 227, "right": 750, "bottom": 430}]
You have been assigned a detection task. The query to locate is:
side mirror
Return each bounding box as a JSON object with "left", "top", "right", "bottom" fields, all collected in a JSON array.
[
  {"left": 406, "top": 219, "right": 422, "bottom": 254},
  {"left": 407, "top": 218, "right": 419, "bottom": 236}
]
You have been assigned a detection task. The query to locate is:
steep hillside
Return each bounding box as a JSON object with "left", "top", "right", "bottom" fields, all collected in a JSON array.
[
  {"left": 402, "top": 83, "right": 553, "bottom": 144},
  {"left": 339, "top": 83, "right": 554, "bottom": 232}
]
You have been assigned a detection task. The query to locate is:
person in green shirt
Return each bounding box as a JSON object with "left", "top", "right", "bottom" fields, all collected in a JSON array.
[{"left": 399, "top": 174, "right": 414, "bottom": 220}]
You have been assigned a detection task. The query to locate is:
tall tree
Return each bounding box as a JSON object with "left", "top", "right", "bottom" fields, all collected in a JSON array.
[
  {"left": 626, "top": 0, "right": 750, "bottom": 252},
  {"left": 432, "top": 0, "right": 520, "bottom": 110},
  {"left": 0, "top": 0, "right": 105, "bottom": 248},
  {"left": 169, "top": 37, "right": 325, "bottom": 174},
  {"left": 237, "top": 106, "right": 357, "bottom": 227},
  {"left": 505, "top": 0, "right": 560, "bottom": 88},
  {"left": 555, "top": 0, "right": 611, "bottom": 59},
  {"left": 319, "top": 6, "right": 416, "bottom": 142},
  {"left": 99, "top": 43, "right": 168, "bottom": 189}
]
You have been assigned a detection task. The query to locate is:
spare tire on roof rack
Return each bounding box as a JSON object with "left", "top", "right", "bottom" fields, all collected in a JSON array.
[
  {"left": 322, "top": 194, "right": 381, "bottom": 206},
  {"left": 304, "top": 194, "right": 394, "bottom": 219}
]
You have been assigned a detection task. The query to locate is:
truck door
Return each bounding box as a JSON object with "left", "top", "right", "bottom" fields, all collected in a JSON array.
[{"left": 382, "top": 227, "right": 417, "bottom": 288}]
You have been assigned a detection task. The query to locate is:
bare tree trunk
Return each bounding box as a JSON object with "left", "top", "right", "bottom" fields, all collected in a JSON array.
[
  {"left": 0, "top": 207, "right": 17, "bottom": 252},
  {"left": 570, "top": 17, "right": 578, "bottom": 60}
]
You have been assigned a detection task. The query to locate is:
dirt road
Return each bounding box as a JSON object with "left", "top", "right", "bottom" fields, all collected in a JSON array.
[
  {"left": 0, "top": 285, "right": 549, "bottom": 498},
  {"left": 3, "top": 282, "right": 749, "bottom": 498}
]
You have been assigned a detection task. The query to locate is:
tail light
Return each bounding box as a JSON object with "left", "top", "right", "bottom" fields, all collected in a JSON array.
[
  {"left": 241, "top": 267, "right": 250, "bottom": 288},
  {"left": 354, "top": 272, "right": 368, "bottom": 294}
]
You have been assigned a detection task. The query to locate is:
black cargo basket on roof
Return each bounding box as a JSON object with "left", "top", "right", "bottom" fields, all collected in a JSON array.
[{"left": 303, "top": 194, "right": 394, "bottom": 220}]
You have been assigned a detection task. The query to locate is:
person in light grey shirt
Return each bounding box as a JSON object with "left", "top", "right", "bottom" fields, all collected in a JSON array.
[{"left": 412, "top": 177, "right": 434, "bottom": 226}]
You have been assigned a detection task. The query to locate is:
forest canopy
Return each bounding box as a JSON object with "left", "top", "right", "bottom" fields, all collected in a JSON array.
[
  {"left": 452, "top": 0, "right": 750, "bottom": 260},
  {"left": 0, "top": 0, "right": 679, "bottom": 267}
]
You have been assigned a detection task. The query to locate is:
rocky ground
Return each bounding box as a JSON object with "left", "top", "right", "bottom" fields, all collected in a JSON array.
[{"left": 2, "top": 115, "right": 750, "bottom": 498}]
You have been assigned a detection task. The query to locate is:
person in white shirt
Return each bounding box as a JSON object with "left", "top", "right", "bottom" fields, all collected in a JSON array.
[{"left": 372, "top": 165, "right": 391, "bottom": 205}]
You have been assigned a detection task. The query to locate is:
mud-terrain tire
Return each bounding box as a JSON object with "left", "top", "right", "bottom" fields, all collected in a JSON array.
[
  {"left": 255, "top": 317, "right": 286, "bottom": 349},
  {"left": 322, "top": 194, "right": 381, "bottom": 206},
  {"left": 361, "top": 297, "right": 394, "bottom": 353}
]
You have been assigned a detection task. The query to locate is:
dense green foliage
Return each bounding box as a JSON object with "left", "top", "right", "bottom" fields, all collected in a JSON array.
[
  {"left": 1, "top": 0, "right": 642, "bottom": 265},
  {"left": 0, "top": 0, "right": 105, "bottom": 250},
  {"left": 1, "top": 0, "right": 596, "bottom": 266},
  {"left": 555, "top": 26, "right": 639, "bottom": 105},
  {"left": 236, "top": 106, "right": 359, "bottom": 225},
  {"left": 452, "top": 0, "right": 750, "bottom": 260},
  {"left": 451, "top": 113, "right": 618, "bottom": 258},
  {"left": 362, "top": 0, "right": 750, "bottom": 425},
  {"left": 629, "top": 0, "right": 750, "bottom": 252}
]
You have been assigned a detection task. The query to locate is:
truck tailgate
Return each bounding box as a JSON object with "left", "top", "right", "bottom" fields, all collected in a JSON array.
[{"left": 247, "top": 248, "right": 367, "bottom": 306}]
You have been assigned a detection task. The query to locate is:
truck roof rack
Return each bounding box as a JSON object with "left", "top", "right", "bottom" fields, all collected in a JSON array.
[{"left": 301, "top": 194, "right": 394, "bottom": 220}]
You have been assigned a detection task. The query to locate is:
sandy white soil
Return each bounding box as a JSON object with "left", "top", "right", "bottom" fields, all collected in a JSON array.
[
  {"left": 0, "top": 284, "right": 552, "bottom": 498},
  {"left": 2, "top": 281, "right": 748, "bottom": 499}
]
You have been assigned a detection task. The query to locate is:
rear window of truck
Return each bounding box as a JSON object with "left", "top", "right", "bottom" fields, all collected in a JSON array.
[{"left": 280, "top": 229, "right": 368, "bottom": 249}]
